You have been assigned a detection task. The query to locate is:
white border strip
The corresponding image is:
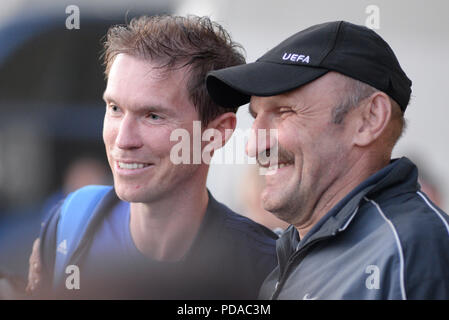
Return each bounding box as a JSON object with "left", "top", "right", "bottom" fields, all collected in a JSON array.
[
  {"left": 364, "top": 197, "right": 407, "bottom": 300},
  {"left": 338, "top": 206, "right": 359, "bottom": 232},
  {"left": 417, "top": 191, "right": 449, "bottom": 236}
]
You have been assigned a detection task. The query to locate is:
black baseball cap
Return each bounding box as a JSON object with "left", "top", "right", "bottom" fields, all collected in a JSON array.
[{"left": 206, "top": 21, "right": 412, "bottom": 112}]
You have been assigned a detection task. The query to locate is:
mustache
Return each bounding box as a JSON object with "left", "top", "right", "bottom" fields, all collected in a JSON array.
[{"left": 256, "top": 144, "right": 294, "bottom": 167}]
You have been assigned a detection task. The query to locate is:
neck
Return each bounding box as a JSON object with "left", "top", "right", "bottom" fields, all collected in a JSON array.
[
  {"left": 295, "top": 151, "right": 389, "bottom": 238},
  {"left": 129, "top": 172, "right": 209, "bottom": 261}
]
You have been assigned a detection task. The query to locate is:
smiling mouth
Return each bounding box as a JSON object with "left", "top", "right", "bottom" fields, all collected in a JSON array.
[
  {"left": 257, "top": 162, "right": 294, "bottom": 176},
  {"left": 117, "top": 161, "right": 152, "bottom": 170}
]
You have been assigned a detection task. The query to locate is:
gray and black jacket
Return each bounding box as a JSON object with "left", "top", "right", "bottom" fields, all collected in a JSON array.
[{"left": 259, "top": 157, "right": 449, "bottom": 300}]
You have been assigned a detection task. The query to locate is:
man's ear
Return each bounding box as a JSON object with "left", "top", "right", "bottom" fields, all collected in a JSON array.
[
  {"left": 353, "top": 92, "right": 392, "bottom": 147},
  {"left": 204, "top": 112, "right": 237, "bottom": 150}
]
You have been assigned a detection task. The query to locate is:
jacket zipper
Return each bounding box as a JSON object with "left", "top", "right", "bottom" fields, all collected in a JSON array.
[{"left": 270, "top": 235, "right": 334, "bottom": 300}]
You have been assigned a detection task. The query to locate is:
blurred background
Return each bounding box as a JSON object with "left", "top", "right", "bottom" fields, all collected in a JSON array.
[{"left": 0, "top": 0, "right": 447, "bottom": 295}]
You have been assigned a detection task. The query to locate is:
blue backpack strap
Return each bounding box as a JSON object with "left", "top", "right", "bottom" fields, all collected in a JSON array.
[
  {"left": 39, "top": 201, "right": 63, "bottom": 292},
  {"left": 52, "top": 185, "right": 113, "bottom": 288}
]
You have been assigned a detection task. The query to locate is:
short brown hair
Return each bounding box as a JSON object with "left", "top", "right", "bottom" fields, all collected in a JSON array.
[{"left": 103, "top": 15, "right": 245, "bottom": 124}]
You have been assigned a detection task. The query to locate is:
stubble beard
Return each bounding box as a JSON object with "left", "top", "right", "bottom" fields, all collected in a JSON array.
[{"left": 261, "top": 180, "right": 307, "bottom": 225}]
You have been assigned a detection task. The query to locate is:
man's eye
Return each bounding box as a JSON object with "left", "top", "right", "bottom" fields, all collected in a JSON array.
[
  {"left": 147, "top": 113, "right": 162, "bottom": 121},
  {"left": 279, "top": 107, "right": 293, "bottom": 114},
  {"left": 108, "top": 104, "right": 120, "bottom": 112}
]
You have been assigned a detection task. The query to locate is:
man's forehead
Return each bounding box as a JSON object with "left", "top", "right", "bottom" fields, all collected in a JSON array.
[
  {"left": 109, "top": 53, "right": 189, "bottom": 82},
  {"left": 105, "top": 56, "right": 190, "bottom": 97}
]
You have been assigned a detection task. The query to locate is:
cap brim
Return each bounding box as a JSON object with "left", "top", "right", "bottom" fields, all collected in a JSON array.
[{"left": 206, "top": 61, "right": 329, "bottom": 108}]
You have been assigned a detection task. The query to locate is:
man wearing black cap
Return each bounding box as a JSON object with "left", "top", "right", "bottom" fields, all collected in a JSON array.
[{"left": 207, "top": 21, "right": 449, "bottom": 299}]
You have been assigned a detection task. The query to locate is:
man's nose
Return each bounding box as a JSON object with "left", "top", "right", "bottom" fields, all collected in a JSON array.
[
  {"left": 116, "top": 115, "right": 143, "bottom": 150},
  {"left": 245, "top": 116, "right": 276, "bottom": 158}
]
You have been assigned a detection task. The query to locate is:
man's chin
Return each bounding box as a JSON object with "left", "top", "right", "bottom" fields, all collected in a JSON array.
[
  {"left": 261, "top": 192, "right": 284, "bottom": 214},
  {"left": 114, "top": 185, "right": 149, "bottom": 203},
  {"left": 261, "top": 190, "right": 296, "bottom": 223},
  {"left": 115, "top": 192, "right": 140, "bottom": 203}
]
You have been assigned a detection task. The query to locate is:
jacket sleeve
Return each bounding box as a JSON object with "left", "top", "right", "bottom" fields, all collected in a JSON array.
[{"left": 403, "top": 219, "right": 449, "bottom": 300}]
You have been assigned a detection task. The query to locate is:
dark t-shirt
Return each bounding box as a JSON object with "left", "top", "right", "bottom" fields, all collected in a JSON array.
[{"left": 47, "top": 191, "right": 278, "bottom": 299}]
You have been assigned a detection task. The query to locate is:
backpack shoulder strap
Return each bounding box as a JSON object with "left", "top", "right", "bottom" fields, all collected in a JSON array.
[
  {"left": 39, "top": 201, "right": 62, "bottom": 291},
  {"left": 40, "top": 185, "right": 113, "bottom": 289}
]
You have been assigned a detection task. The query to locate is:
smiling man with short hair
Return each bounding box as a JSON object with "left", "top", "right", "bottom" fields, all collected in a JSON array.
[{"left": 27, "top": 15, "right": 277, "bottom": 299}]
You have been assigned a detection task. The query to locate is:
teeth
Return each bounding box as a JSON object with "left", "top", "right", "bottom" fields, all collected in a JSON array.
[
  {"left": 118, "top": 162, "right": 147, "bottom": 169},
  {"left": 267, "top": 163, "right": 291, "bottom": 171}
]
